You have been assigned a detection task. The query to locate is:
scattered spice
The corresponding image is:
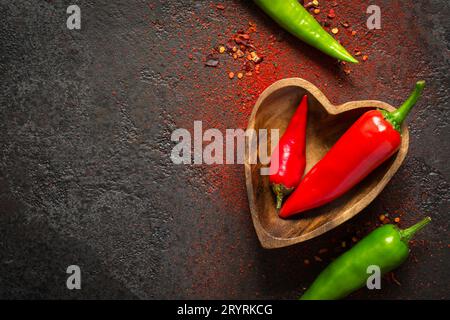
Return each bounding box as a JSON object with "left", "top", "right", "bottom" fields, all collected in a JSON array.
[
  {"left": 205, "top": 55, "right": 219, "bottom": 67},
  {"left": 340, "top": 21, "right": 350, "bottom": 28},
  {"left": 248, "top": 21, "right": 257, "bottom": 32},
  {"left": 313, "top": 8, "right": 321, "bottom": 15},
  {"left": 251, "top": 51, "right": 263, "bottom": 64},
  {"left": 394, "top": 217, "right": 401, "bottom": 223},
  {"left": 314, "top": 255, "right": 323, "bottom": 262},
  {"left": 341, "top": 241, "right": 347, "bottom": 248},
  {"left": 216, "top": 4, "right": 225, "bottom": 10},
  {"left": 206, "top": 26, "right": 264, "bottom": 79},
  {"left": 319, "top": 248, "right": 329, "bottom": 254},
  {"left": 327, "top": 9, "right": 336, "bottom": 19},
  {"left": 331, "top": 27, "right": 339, "bottom": 34},
  {"left": 304, "top": 259, "right": 310, "bottom": 265},
  {"left": 352, "top": 237, "right": 358, "bottom": 243},
  {"left": 351, "top": 30, "right": 357, "bottom": 36},
  {"left": 228, "top": 72, "right": 235, "bottom": 79},
  {"left": 362, "top": 55, "right": 369, "bottom": 61},
  {"left": 379, "top": 214, "right": 386, "bottom": 222},
  {"left": 304, "top": 1, "right": 319, "bottom": 9}
]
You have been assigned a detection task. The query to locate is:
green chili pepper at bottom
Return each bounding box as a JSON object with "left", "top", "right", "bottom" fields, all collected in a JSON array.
[{"left": 300, "top": 217, "right": 431, "bottom": 300}]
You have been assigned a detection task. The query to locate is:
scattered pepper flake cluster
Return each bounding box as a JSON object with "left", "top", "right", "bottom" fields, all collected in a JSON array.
[
  {"left": 204, "top": 0, "right": 371, "bottom": 83},
  {"left": 205, "top": 22, "right": 264, "bottom": 80}
]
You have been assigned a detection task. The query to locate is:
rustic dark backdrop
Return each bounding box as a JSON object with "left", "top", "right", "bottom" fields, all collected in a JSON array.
[{"left": 0, "top": 0, "right": 448, "bottom": 299}]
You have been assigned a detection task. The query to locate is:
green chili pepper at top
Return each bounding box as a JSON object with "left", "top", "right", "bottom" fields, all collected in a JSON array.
[
  {"left": 300, "top": 217, "right": 431, "bottom": 300},
  {"left": 253, "top": 0, "right": 358, "bottom": 63}
]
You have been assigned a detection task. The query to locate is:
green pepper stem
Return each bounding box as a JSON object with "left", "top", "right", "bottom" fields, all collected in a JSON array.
[
  {"left": 272, "top": 184, "right": 292, "bottom": 210},
  {"left": 276, "top": 193, "right": 283, "bottom": 210},
  {"left": 387, "top": 81, "right": 425, "bottom": 129},
  {"left": 400, "top": 216, "right": 431, "bottom": 243}
]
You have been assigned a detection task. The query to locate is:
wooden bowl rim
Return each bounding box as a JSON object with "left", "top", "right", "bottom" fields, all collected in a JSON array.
[{"left": 245, "top": 78, "right": 409, "bottom": 249}]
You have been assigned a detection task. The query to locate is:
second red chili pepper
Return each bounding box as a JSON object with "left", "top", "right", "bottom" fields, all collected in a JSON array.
[
  {"left": 270, "top": 95, "right": 308, "bottom": 209},
  {"left": 280, "top": 81, "right": 425, "bottom": 218}
]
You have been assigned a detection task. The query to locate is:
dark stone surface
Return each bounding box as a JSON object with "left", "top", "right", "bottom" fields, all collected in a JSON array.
[{"left": 0, "top": 0, "right": 448, "bottom": 299}]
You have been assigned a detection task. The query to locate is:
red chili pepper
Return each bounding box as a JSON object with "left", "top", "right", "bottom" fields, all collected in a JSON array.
[
  {"left": 280, "top": 81, "right": 425, "bottom": 218},
  {"left": 270, "top": 95, "right": 308, "bottom": 209}
]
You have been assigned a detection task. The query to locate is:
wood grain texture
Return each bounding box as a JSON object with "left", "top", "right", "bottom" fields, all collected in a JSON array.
[{"left": 245, "top": 78, "right": 409, "bottom": 249}]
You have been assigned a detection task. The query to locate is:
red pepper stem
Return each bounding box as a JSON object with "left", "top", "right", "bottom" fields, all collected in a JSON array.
[
  {"left": 384, "top": 81, "right": 425, "bottom": 131},
  {"left": 400, "top": 216, "right": 431, "bottom": 243}
]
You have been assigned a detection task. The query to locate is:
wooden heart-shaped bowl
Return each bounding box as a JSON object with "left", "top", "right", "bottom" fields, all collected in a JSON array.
[{"left": 245, "top": 78, "right": 409, "bottom": 249}]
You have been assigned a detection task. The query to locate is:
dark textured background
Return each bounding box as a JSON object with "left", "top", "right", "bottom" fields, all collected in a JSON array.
[{"left": 0, "top": 0, "right": 448, "bottom": 299}]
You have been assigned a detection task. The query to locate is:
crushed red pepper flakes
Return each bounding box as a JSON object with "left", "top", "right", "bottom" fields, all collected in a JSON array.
[
  {"left": 207, "top": 26, "right": 265, "bottom": 79},
  {"left": 313, "top": 8, "right": 321, "bottom": 15},
  {"left": 248, "top": 21, "right": 257, "bottom": 32},
  {"left": 314, "top": 256, "right": 323, "bottom": 262},
  {"left": 304, "top": 1, "right": 319, "bottom": 9},
  {"left": 205, "top": 55, "right": 219, "bottom": 67},
  {"left": 327, "top": 9, "right": 336, "bottom": 19},
  {"left": 362, "top": 55, "right": 369, "bottom": 61},
  {"left": 216, "top": 4, "right": 225, "bottom": 10},
  {"left": 331, "top": 27, "right": 339, "bottom": 34},
  {"left": 228, "top": 72, "right": 235, "bottom": 79}
]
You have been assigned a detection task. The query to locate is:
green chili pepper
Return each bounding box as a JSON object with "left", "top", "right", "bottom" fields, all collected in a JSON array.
[
  {"left": 300, "top": 217, "right": 431, "bottom": 300},
  {"left": 253, "top": 0, "right": 358, "bottom": 63}
]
